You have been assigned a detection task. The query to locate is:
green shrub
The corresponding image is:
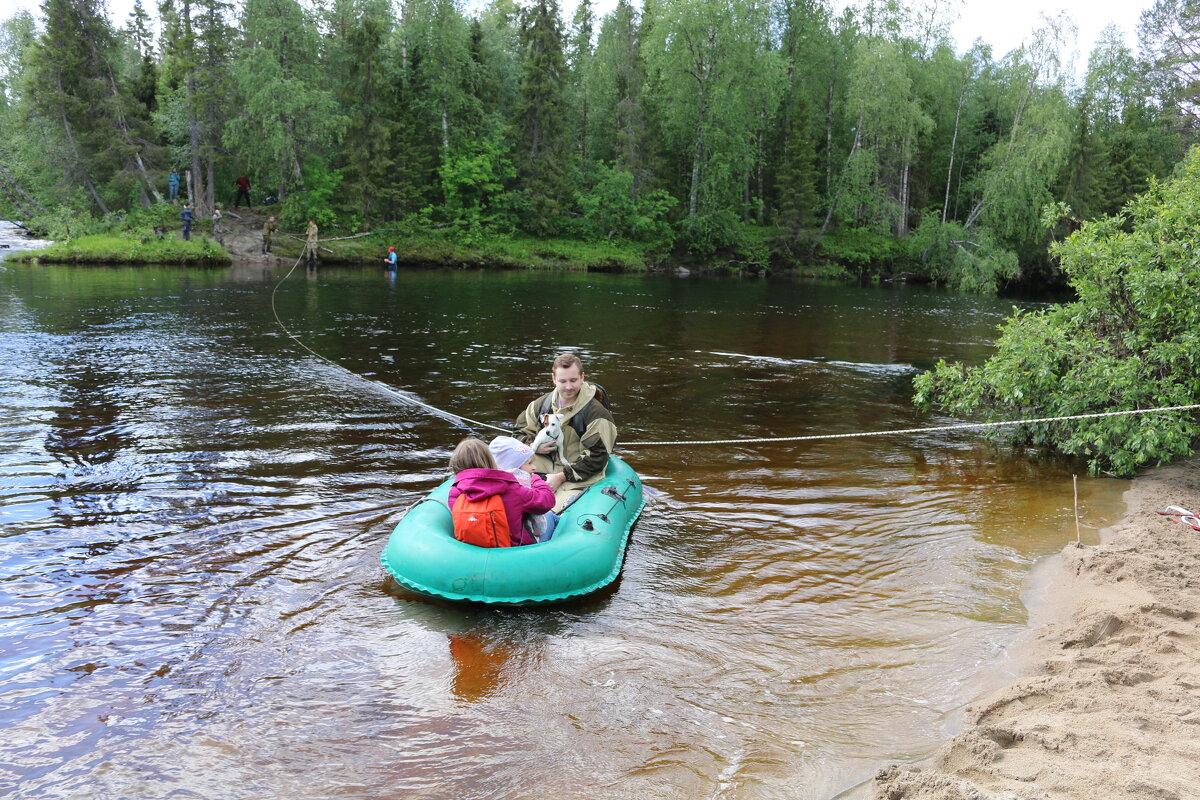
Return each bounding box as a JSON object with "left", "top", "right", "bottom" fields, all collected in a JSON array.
[
  {"left": 905, "top": 213, "right": 1020, "bottom": 293},
  {"left": 571, "top": 164, "right": 676, "bottom": 251},
  {"left": 817, "top": 227, "right": 903, "bottom": 269},
  {"left": 913, "top": 145, "right": 1200, "bottom": 475},
  {"left": 279, "top": 157, "right": 345, "bottom": 233}
]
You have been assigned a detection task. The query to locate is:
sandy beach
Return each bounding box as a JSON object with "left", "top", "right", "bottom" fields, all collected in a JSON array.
[{"left": 873, "top": 458, "right": 1200, "bottom": 799}]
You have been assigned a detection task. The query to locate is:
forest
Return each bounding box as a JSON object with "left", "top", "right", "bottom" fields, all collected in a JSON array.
[{"left": 1, "top": 0, "right": 1198, "bottom": 290}]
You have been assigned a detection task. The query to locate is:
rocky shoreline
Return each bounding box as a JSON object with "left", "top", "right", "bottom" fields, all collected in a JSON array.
[{"left": 872, "top": 458, "right": 1200, "bottom": 800}]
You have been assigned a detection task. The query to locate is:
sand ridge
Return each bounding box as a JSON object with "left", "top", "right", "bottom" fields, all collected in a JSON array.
[{"left": 873, "top": 459, "right": 1200, "bottom": 800}]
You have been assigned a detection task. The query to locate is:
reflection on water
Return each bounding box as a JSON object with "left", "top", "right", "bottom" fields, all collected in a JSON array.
[{"left": 0, "top": 263, "right": 1126, "bottom": 799}]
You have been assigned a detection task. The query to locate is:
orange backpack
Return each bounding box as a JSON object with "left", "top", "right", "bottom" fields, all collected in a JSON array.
[{"left": 451, "top": 492, "right": 512, "bottom": 548}]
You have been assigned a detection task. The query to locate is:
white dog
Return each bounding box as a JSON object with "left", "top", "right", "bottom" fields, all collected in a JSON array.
[{"left": 530, "top": 413, "right": 566, "bottom": 465}]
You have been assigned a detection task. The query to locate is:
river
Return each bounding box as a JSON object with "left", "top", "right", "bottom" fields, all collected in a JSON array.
[{"left": 0, "top": 253, "right": 1127, "bottom": 799}]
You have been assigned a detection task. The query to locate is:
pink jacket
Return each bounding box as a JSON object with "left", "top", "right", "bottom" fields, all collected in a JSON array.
[{"left": 447, "top": 468, "right": 555, "bottom": 546}]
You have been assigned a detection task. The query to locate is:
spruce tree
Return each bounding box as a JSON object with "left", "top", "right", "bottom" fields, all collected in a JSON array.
[
  {"left": 126, "top": 0, "right": 159, "bottom": 113},
  {"left": 515, "top": 0, "right": 570, "bottom": 234},
  {"left": 327, "top": 0, "right": 396, "bottom": 221},
  {"left": 775, "top": 85, "right": 821, "bottom": 251}
]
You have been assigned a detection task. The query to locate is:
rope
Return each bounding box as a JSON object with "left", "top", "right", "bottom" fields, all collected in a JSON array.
[
  {"left": 269, "top": 263, "right": 1200, "bottom": 447},
  {"left": 269, "top": 259, "right": 510, "bottom": 434},
  {"left": 619, "top": 404, "right": 1200, "bottom": 446}
]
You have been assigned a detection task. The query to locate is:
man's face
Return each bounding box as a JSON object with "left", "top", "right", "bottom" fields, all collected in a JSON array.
[{"left": 552, "top": 364, "right": 583, "bottom": 405}]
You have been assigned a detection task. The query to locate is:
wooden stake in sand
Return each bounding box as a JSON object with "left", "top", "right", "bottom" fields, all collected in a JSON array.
[{"left": 1073, "top": 474, "right": 1081, "bottom": 544}]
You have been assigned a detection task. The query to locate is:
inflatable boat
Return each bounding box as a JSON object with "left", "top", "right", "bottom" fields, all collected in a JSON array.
[{"left": 381, "top": 455, "right": 643, "bottom": 605}]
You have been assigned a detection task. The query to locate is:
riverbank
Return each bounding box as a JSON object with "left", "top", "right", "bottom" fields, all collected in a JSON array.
[
  {"left": 7, "top": 233, "right": 231, "bottom": 266},
  {"left": 4, "top": 208, "right": 863, "bottom": 276},
  {"left": 873, "top": 458, "right": 1200, "bottom": 799}
]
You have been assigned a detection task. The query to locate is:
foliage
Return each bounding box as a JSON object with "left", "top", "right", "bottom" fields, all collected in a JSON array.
[
  {"left": 0, "top": 0, "right": 1193, "bottom": 283},
  {"left": 906, "top": 212, "right": 1019, "bottom": 293},
  {"left": 913, "top": 145, "right": 1200, "bottom": 476},
  {"left": 643, "top": 0, "right": 785, "bottom": 251},
  {"left": 773, "top": 85, "right": 821, "bottom": 251},
  {"left": 571, "top": 163, "right": 675, "bottom": 249},
  {"left": 515, "top": 0, "right": 572, "bottom": 235},
  {"left": 433, "top": 131, "right": 518, "bottom": 236},
  {"left": 816, "top": 227, "right": 903, "bottom": 269},
  {"left": 24, "top": 204, "right": 107, "bottom": 240},
  {"left": 278, "top": 157, "right": 345, "bottom": 232},
  {"left": 223, "top": 0, "right": 345, "bottom": 201}
]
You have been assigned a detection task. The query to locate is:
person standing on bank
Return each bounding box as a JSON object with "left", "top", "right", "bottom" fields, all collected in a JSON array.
[
  {"left": 179, "top": 202, "right": 194, "bottom": 241},
  {"left": 211, "top": 205, "right": 224, "bottom": 246},
  {"left": 234, "top": 175, "right": 251, "bottom": 208},
  {"left": 514, "top": 353, "right": 617, "bottom": 512},
  {"left": 261, "top": 215, "right": 276, "bottom": 254},
  {"left": 167, "top": 167, "right": 180, "bottom": 203},
  {"left": 304, "top": 219, "right": 319, "bottom": 266}
]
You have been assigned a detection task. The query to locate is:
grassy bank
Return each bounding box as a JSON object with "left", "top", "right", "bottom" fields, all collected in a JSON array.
[
  {"left": 9, "top": 233, "right": 231, "bottom": 266},
  {"left": 272, "top": 228, "right": 655, "bottom": 272}
]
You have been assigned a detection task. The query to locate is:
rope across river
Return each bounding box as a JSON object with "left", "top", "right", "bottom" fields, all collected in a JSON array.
[{"left": 270, "top": 264, "right": 1200, "bottom": 446}]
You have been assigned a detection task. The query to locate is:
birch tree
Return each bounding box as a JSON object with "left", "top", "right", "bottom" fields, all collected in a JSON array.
[{"left": 643, "top": 0, "right": 784, "bottom": 250}]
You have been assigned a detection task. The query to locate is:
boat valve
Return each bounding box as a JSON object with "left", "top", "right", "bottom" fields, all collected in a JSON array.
[
  {"left": 581, "top": 519, "right": 595, "bottom": 531},
  {"left": 602, "top": 486, "right": 626, "bottom": 502}
]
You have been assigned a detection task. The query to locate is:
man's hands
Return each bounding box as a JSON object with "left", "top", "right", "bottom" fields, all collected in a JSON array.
[
  {"left": 536, "top": 441, "right": 555, "bottom": 455},
  {"left": 546, "top": 472, "right": 567, "bottom": 490}
]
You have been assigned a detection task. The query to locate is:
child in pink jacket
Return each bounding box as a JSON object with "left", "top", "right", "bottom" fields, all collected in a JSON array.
[{"left": 446, "top": 438, "right": 555, "bottom": 546}]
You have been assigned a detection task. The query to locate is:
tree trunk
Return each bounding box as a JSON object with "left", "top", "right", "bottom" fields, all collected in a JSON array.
[
  {"left": 206, "top": 156, "right": 215, "bottom": 212},
  {"left": 898, "top": 126, "right": 912, "bottom": 236},
  {"left": 824, "top": 81, "right": 834, "bottom": 195},
  {"left": 58, "top": 105, "right": 108, "bottom": 215},
  {"left": 942, "top": 88, "right": 963, "bottom": 224},
  {"left": 182, "top": 0, "right": 207, "bottom": 216},
  {"left": 811, "top": 114, "right": 862, "bottom": 251},
  {"left": 742, "top": 170, "right": 751, "bottom": 224},
  {"left": 688, "top": 124, "right": 703, "bottom": 230},
  {"left": 441, "top": 105, "right": 450, "bottom": 155},
  {"left": 0, "top": 161, "right": 48, "bottom": 218},
  {"left": 756, "top": 130, "right": 765, "bottom": 224}
]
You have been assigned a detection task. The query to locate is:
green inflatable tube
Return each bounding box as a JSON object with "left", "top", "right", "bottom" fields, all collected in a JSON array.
[{"left": 381, "top": 455, "right": 644, "bottom": 605}]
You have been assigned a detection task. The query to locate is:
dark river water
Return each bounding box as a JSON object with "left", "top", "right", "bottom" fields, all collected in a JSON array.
[{"left": 0, "top": 249, "right": 1127, "bottom": 799}]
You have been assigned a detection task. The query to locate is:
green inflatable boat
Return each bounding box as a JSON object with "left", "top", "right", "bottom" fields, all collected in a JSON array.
[{"left": 381, "top": 455, "right": 644, "bottom": 605}]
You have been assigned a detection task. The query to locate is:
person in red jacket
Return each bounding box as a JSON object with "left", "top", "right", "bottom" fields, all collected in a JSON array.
[
  {"left": 234, "top": 175, "right": 251, "bottom": 208},
  {"left": 446, "top": 438, "right": 555, "bottom": 547}
]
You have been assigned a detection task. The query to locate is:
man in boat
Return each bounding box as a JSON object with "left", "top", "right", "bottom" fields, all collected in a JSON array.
[{"left": 514, "top": 352, "right": 617, "bottom": 512}]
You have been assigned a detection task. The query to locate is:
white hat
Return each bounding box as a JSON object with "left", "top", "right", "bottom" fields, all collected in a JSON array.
[{"left": 489, "top": 436, "right": 535, "bottom": 472}]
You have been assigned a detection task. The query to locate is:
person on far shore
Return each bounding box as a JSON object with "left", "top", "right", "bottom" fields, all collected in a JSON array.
[
  {"left": 179, "top": 203, "right": 194, "bottom": 241},
  {"left": 446, "top": 438, "right": 555, "bottom": 548},
  {"left": 304, "top": 219, "right": 319, "bottom": 266},
  {"left": 167, "top": 167, "right": 180, "bottom": 203},
  {"left": 384, "top": 246, "right": 397, "bottom": 270},
  {"left": 234, "top": 175, "right": 251, "bottom": 208},
  {"left": 211, "top": 206, "right": 224, "bottom": 246},
  {"left": 261, "top": 215, "right": 276, "bottom": 255},
  {"left": 514, "top": 352, "right": 617, "bottom": 513}
]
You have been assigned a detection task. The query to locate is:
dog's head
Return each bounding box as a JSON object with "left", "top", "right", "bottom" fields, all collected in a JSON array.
[{"left": 542, "top": 413, "right": 564, "bottom": 437}]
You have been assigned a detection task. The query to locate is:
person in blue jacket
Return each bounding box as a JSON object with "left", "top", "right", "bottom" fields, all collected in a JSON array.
[
  {"left": 167, "top": 167, "right": 181, "bottom": 202},
  {"left": 179, "top": 203, "right": 194, "bottom": 241}
]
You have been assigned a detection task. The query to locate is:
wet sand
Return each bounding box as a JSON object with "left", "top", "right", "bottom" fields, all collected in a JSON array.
[{"left": 873, "top": 457, "right": 1200, "bottom": 799}]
